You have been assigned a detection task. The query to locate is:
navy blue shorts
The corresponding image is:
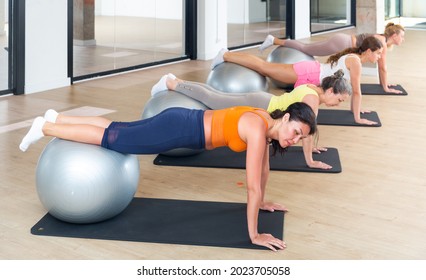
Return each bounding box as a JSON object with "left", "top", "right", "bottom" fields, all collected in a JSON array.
[{"left": 101, "top": 108, "right": 205, "bottom": 154}]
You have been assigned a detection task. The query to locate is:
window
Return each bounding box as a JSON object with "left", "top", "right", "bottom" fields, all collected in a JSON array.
[
  {"left": 227, "top": 0, "right": 287, "bottom": 49},
  {"left": 310, "top": 0, "right": 353, "bottom": 33},
  {"left": 72, "top": 0, "right": 187, "bottom": 81}
]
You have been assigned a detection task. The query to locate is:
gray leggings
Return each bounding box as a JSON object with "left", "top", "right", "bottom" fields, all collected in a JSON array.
[
  {"left": 285, "top": 33, "right": 353, "bottom": 56},
  {"left": 175, "top": 81, "right": 272, "bottom": 110}
]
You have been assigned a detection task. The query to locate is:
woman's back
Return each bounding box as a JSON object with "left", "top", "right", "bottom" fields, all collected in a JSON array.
[
  {"left": 320, "top": 54, "right": 353, "bottom": 82},
  {"left": 267, "top": 85, "right": 318, "bottom": 113}
]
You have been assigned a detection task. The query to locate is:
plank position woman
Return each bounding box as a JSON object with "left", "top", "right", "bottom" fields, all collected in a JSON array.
[{"left": 20, "top": 102, "right": 317, "bottom": 251}]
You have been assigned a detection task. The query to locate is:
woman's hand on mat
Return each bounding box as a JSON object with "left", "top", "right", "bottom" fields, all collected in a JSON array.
[
  {"left": 260, "top": 202, "right": 288, "bottom": 212},
  {"left": 252, "top": 233, "right": 286, "bottom": 251},
  {"left": 356, "top": 118, "right": 378, "bottom": 125},
  {"left": 308, "top": 160, "right": 332, "bottom": 169},
  {"left": 385, "top": 85, "right": 402, "bottom": 94},
  {"left": 312, "top": 146, "right": 328, "bottom": 154}
]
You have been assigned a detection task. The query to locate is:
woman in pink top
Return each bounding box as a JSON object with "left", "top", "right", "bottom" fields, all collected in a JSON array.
[
  {"left": 211, "top": 37, "right": 383, "bottom": 125},
  {"left": 259, "top": 23, "right": 405, "bottom": 93}
]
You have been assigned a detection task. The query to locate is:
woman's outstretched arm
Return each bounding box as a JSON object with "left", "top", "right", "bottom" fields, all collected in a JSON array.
[
  {"left": 346, "top": 57, "right": 378, "bottom": 125},
  {"left": 376, "top": 41, "right": 402, "bottom": 93},
  {"left": 242, "top": 113, "right": 286, "bottom": 251},
  {"left": 302, "top": 135, "right": 331, "bottom": 169}
]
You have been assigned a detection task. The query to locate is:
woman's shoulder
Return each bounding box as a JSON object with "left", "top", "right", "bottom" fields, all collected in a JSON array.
[
  {"left": 343, "top": 53, "right": 360, "bottom": 61},
  {"left": 240, "top": 109, "right": 270, "bottom": 128},
  {"left": 373, "top": 34, "right": 387, "bottom": 43},
  {"left": 292, "top": 84, "right": 317, "bottom": 95}
]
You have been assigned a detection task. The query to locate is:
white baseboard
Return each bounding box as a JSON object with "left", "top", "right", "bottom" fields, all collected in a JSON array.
[{"left": 25, "top": 77, "right": 71, "bottom": 94}]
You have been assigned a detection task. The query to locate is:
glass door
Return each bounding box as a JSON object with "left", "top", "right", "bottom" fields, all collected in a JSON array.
[
  {"left": 310, "top": 0, "right": 354, "bottom": 33},
  {"left": 386, "top": 0, "right": 426, "bottom": 30},
  {"left": 227, "top": 0, "right": 287, "bottom": 49},
  {"left": 72, "top": 0, "right": 186, "bottom": 81},
  {"left": 0, "top": 0, "right": 9, "bottom": 95}
]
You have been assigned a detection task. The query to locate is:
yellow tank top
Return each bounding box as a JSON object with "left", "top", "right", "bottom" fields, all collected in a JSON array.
[{"left": 266, "top": 84, "right": 318, "bottom": 112}]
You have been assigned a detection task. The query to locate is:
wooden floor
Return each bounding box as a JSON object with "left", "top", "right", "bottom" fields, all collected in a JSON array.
[{"left": 1, "top": 29, "right": 426, "bottom": 260}]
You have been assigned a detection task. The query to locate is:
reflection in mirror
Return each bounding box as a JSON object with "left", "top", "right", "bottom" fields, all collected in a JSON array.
[
  {"left": 0, "top": 0, "right": 9, "bottom": 93},
  {"left": 73, "top": 0, "right": 184, "bottom": 79},
  {"left": 227, "top": 0, "right": 286, "bottom": 48}
]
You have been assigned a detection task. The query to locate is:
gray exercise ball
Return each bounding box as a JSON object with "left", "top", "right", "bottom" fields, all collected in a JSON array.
[
  {"left": 206, "top": 62, "right": 268, "bottom": 93},
  {"left": 36, "top": 138, "right": 140, "bottom": 224},
  {"left": 267, "top": 46, "right": 315, "bottom": 89},
  {"left": 142, "top": 90, "right": 208, "bottom": 157}
]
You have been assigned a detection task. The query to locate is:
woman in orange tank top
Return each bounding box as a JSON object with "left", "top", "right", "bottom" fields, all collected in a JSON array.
[{"left": 20, "top": 102, "right": 316, "bottom": 251}]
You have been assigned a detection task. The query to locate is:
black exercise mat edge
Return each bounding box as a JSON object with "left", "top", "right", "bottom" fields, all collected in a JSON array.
[
  {"left": 31, "top": 197, "right": 284, "bottom": 250},
  {"left": 317, "top": 109, "right": 381, "bottom": 127},
  {"left": 361, "top": 83, "right": 408, "bottom": 95},
  {"left": 154, "top": 146, "right": 342, "bottom": 173}
]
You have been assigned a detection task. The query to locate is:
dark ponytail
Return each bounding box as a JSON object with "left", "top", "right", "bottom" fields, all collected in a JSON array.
[{"left": 327, "top": 36, "right": 383, "bottom": 66}]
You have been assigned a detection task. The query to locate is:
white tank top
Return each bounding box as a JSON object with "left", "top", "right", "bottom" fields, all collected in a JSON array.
[{"left": 319, "top": 54, "right": 355, "bottom": 82}]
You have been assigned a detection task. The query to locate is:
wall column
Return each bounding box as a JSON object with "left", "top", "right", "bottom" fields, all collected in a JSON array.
[
  {"left": 197, "top": 0, "right": 227, "bottom": 60},
  {"left": 356, "top": 0, "right": 385, "bottom": 34},
  {"left": 73, "top": 0, "right": 96, "bottom": 46}
]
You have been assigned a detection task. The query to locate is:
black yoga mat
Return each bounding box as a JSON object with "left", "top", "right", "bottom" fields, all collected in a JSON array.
[
  {"left": 317, "top": 109, "right": 381, "bottom": 127},
  {"left": 361, "top": 83, "right": 408, "bottom": 95},
  {"left": 31, "top": 197, "right": 284, "bottom": 250},
  {"left": 154, "top": 146, "right": 342, "bottom": 173}
]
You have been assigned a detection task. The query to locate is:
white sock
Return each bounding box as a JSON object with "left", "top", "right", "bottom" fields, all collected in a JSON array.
[
  {"left": 44, "top": 109, "right": 58, "bottom": 123},
  {"left": 151, "top": 74, "right": 169, "bottom": 97},
  {"left": 167, "top": 73, "right": 176, "bottom": 80},
  {"left": 211, "top": 48, "right": 228, "bottom": 70},
  {"left": 151, "top": 73, "right": 177, "bottom": 97},
  {"left": 19, "top": 117, "right": 46, "bottom": 152},
  {"left": 259, "top": 35, "right": 275, "bottom": 52}
]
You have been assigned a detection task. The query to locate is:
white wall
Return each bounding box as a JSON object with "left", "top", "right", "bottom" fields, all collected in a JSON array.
[
  {"left": 402, "top": 0, "right": 426, "bottom": 17},
  {"left": 95, "top": 0, "right": 182, "bottom": 19},
  {"left": 197, "top": 0, "right": 227, "bottom": 60},
  {"left": 294, "top": 0, "right": 310, "bottom": 39},
  {"left": 25, "top": 0, "right": 70, "bottom": 94}
]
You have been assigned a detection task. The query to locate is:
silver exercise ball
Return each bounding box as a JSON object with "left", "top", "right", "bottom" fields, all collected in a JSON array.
[
  {"left": 36, "top": 138, "right": 140, "bottom": 224},
  {"left": 142, "top": 90, "right": 208, "bottom": 157},
  {"left": 207, "top": 62, "right": 268, "bottom": 93},
  {"left": 267, "top": 46, "right": 315, "bottom": 89}
]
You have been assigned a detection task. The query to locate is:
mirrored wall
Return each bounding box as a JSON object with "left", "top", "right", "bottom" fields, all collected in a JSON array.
[
  {"left": 227, "top": 0, "right": 287, "bottom": 48},
  {"left": 0, "top": 0, "right": 9, "bottom": 94},
  {"left": 386, "top": 0, "right": 426, "bottom": 30},
  {"left": 310, "top": 0, "right": 353, "bottom": 33},
  {"left": 73, "top": 0, "right": 185, "bottom": 80}
]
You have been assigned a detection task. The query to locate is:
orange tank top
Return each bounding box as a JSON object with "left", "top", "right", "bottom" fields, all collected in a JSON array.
[{"left": 211, "top": 106, "right": 269, "bottom": 152}]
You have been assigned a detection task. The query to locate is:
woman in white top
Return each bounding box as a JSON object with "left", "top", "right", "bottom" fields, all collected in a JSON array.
[
  {"left": 211, "top": 36, "right": 384, "bottom": 125},
  {"left": 259, "top": 23, "right": 405, "bottom": 94}
]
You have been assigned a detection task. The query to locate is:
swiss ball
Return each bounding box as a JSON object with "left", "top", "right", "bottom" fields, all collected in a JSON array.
[
  {"left": 36, "top": 138, "right": 140, "bottom": 224},
  {"left": 206, "top": 62, "right": 268, "bottom": 93},
  {"left": 142, "top": 90, "right": 208, "bottom": 157},
  {"left": 267, "top": 46, "right": 315, "bottom": 89}
]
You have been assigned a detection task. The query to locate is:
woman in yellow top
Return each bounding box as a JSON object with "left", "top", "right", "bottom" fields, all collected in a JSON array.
[
  {"left": 151, "top": 70, "right": 352, "bottom": 169},
  {"left": 20, "top": 102, "right": 317, "bottom": 251}
]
